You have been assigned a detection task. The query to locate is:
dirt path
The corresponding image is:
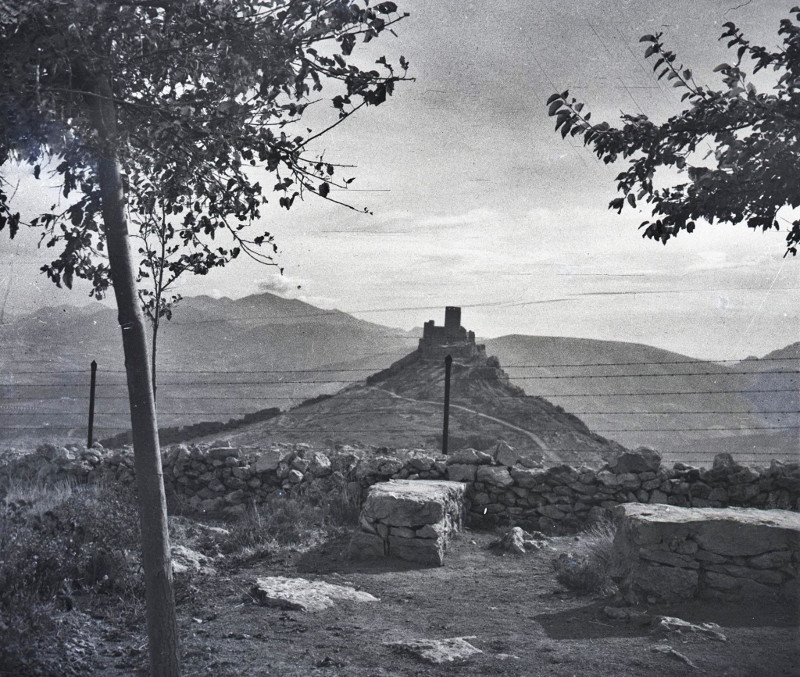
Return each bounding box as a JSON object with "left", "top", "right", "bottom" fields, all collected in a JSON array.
[
  {"left": 370, "top": 386, "right": 560, "bottom": 464},
  {"left": 94, "top": 531, "right": 800, "bottom": 677}
]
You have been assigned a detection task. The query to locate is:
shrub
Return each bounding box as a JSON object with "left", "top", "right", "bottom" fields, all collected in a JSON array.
[
  {"left": 0, "top": 479, "right": 143, "bottom": 676},
  {"left": 1, "top": 480, "right": 142, "bottom": 609},
  {"left": 552, "top": 520, "right": 619, "bottom": 596}
]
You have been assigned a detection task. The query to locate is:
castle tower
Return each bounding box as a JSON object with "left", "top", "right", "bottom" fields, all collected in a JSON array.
[{"left": 444, "top": 306, "right": 461, "bottom": 340}]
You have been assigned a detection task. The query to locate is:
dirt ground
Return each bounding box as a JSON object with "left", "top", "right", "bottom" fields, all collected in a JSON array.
[{"left": 77, "top": 530, "right": 800, "bottom": 677}]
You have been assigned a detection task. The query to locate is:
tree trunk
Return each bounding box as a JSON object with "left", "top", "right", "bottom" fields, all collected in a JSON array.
[
  {"left": 91, "top": 77, "right": 181, "bottom": 677},
  {"left": 151, "top": 315, "right": 159, "bottom": 401}
]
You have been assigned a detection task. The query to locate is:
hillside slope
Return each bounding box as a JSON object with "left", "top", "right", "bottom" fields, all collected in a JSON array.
[
  {"left": 203, "top": 349, "right": 627, "bottom": 468},
  {"left": 485, "top": 335, "right": 799, "bottom": 465}
]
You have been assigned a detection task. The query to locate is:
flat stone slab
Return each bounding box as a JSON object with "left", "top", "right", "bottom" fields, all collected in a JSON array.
[
  {"left": 385, "top": 637, "right": 482, "bottom": 664},
  {"left": 617, "top": 503, "right": 800, "bottom": 557},
  {"left": 361, "top": 480, "right": 467, "bottom": 527},
  {"left": 250, "top": 576, "right": 378, "bottom": 612}
]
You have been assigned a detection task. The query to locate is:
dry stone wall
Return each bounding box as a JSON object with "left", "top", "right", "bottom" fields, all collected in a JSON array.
[
  {"left": 613, "top": 503, "right": 800, "bottom": 603},
  {"left": 1, "top": 441, "right": 798, "bottom": 531}
]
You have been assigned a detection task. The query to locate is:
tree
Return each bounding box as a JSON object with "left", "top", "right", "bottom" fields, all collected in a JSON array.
[
  {"left": 0, "top": 2, "right": 409, "bottom": 675},
  {"left": 133, "top": 190, "right": 276, "bottom": 398},
  {"left": 546, "top": 9, "right": 800, "bottom": 257}
]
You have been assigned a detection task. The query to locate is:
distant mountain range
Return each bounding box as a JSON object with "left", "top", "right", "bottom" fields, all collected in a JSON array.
[
  {"left": 0, "top": 293, "right": 797, "bottom": 466},
  {"left": 485, "top": 336, "right": 799, "bottom": 464}
]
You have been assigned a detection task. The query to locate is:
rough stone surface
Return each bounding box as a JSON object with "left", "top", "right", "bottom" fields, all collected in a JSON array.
[
  {"left": 351, "top": 480, "right": 466, "bottom": 565},
  {"left": 4, "top": 443, "right": 799, "bottom": 539},
  {"left": 614, "top": 503, "right": 800, "bottom": 603},
  {"left": 385, "top": 637, "right": 482, "bottom": 664},
  {"left": 250, "top": 576, "right": 378, "bottom": 612},
  {"left": 361, "top": 480, "right": 465, "bottom": 527},
  {"left": 170, "top": 545, "right": 216, "bottom": 576}
]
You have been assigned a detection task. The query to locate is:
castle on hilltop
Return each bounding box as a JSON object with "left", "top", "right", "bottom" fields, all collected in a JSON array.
[{"left": 418, "top": 306, "right": 486, "bottom": 360}]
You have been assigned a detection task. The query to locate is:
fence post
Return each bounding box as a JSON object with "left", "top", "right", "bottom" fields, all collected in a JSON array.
[
  {"left": 442, "top": 354, "right": 452, "bottom": 455},
  {"left": 87, "top": 360, "right": 97, "bottom": 448}
]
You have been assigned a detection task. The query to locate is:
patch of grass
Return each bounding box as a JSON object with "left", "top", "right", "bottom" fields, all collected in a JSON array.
[
  {"left": 552, "top": 520, "right": 619, "bottom": 596},
  {"left": 224, "top": 476, "right": 361, "bottom": 563},
  {"left": 0, "top": 479, "right": 143, "bottom": 676}
]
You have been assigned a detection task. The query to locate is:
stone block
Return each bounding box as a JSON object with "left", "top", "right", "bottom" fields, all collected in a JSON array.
[
  {"left": 446, "top": 448, "right": 493, "bottom": 465},
  {"left": 362, "top": 480, "right": 466, "bottom": 527},
  {"left": 447, "top": 464, "right": 477, "bottom": 482},
  {"left": 494, "top": 441, "right": 521, "bottom": 467},
  {"left": 476, "top": 465, "right": 514, "bottom": 488},
  {"left": 388, "top": 535, "right": 446, "bottom": 566}
]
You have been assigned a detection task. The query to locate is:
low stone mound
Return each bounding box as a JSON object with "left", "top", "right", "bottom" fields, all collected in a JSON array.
[
  {"left": 349, "top": 480, "right": 467, "bottom": 566},
  {"left": 613, "top": 503, "right": 800, "bottom": 603}
]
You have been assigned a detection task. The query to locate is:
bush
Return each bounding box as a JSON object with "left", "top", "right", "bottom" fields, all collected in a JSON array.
[
  {"left": 1, "top": 480, "right": 142, "bottom": 607},
  {"left": 0, "top": 479, "right": 143, "bottom": 676},
  {"left": 552, "top": 520, "right": 619, "bottom": 596}
]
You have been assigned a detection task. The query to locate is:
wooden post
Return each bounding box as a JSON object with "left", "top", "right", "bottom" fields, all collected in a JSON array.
[
  {"left": 442, "top": 354, "right": 452, "bottom": 455},
  {"left": 87, "top": 360, "right": 97, "bottom": 447}
]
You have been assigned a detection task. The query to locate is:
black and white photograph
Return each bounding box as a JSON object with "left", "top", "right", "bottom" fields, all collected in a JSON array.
[{"left": 1, "top": 1, "right": 798, "bottom": 675}]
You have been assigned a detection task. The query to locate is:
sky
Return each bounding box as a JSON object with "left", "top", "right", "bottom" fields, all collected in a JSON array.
[{"left": 1, "top": 0, "right": 799, "bottom": 361}]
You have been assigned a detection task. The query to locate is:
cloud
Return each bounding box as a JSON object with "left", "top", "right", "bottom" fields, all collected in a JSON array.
[{"left": 255, "top": 273, "right": 305, "bottom": 298}]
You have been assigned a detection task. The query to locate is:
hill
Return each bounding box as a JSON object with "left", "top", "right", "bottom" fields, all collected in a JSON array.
[
  {"left": 199, "top": 340, "right": 626, "bottom": 468},
  {"left": 485, "top": 335, "right": 799, "bottom": 465}
]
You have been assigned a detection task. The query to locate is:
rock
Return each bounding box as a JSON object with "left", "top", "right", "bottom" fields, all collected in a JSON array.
[
  {"left": 250, "top": 576, "right": 378, "bottom": 612},
  {"left": 712, "top": 453, "right": 740, "bottom": 472},
  {"left": 355, "top": 456, "right": 405, "bottom": 480},
  {"left": 287, "top": 469, "right": 304, "bottom": 484},
  {"left": 509, "top": 466, "right": 547, "bottom": 488},
  {"left": 490, "top": 527, "right": 545, "bottom": 555},
  {"left": 254, "top": 449, "right": 284, "bottom": 473},
  {"left": 611, "top": 447, "right": 661, "bottom": 474},
  {"left": 388, "top": 535, "right": 447, "bottom": 566},
  {"left": 171, "top": 545, "right": 216, "bottom": 576},
  {"left": 209, "top": 441, "right": 238, "bottom": 460},
  {"left": 361, "top": 480, "right": 466, "bottom": 527},
  {"left": 348, "top": 532, "right": 387, "bottom": 559},
  {"left": 447, "top": 463, "right": 477, "bottom": 482},
  {"left": 494, "top": 441, "right": 521, "bottom": 467},
  {"left": 305, "top": 452, "right": 332, "bottom": 477},
  {"left": 446, "top": 448, "right": 493, "bottom": 465},
  {"left": 385, "top": 637, "right": 482, "bottom": 664},
  {"left": 476, "top": 465, "right": 514, "bottom": 488},
  {"left": 652, "top": 616, "right": 726, "bottom": 642}
]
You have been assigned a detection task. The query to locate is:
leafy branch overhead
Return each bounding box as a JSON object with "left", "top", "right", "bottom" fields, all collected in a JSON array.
[
  {"left": 546, "top": 8, "right": 800, "bottom": 256},
  {"left": 0, "top": 0, "right": 411, "bottom": 295}
]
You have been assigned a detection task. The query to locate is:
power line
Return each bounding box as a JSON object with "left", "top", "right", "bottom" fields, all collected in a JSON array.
[
  {"left": 2, "top": 409, "right": 799, "bottom": 416},
  {"left": 0, "top": 387, "right": 797, "bottom": 400},
  {"left": 5, "top": 355, "right": 799, "bottom": 374}
]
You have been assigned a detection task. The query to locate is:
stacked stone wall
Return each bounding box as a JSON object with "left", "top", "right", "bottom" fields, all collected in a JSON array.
[
  {"left": 1, "top": 442, "right": 798, "bottom": 530},
  {"left": 613, "top": 503, "right": 800, "bottom": 603}
]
